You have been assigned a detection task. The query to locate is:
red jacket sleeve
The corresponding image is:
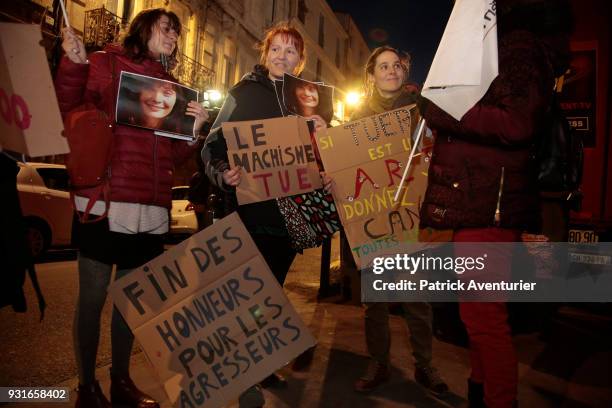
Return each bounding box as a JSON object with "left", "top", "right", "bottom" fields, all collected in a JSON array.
[
  {"left": 54, "top": 56, "right": 89, "bottom": 119},
  {"left": 54, "top": 52, "right": 113, "bottom": 118}
]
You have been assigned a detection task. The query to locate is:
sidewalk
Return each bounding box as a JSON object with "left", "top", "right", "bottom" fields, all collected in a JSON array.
[{"left": 11, "top": 236, "right": 612, "bottom": 408}]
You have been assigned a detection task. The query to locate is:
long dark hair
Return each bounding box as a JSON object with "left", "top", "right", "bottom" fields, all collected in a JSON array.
[{"left": 122, "top": 8, "right": 181, "bottom": 62}]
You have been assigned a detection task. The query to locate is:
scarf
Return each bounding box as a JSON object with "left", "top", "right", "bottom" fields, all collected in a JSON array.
[{"left": 368, "top": 88, "right": 403, "bottom": 114}]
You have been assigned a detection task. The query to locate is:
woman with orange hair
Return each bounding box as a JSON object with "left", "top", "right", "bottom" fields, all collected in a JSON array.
[{"left": 202, "top": 22, "right": 324, "bottom": 408}]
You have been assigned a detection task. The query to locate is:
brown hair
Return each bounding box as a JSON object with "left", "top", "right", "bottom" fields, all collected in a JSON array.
[
  {"left": 122, "top": 8, "right": 181, "bottom": 62},
  {"left": 363, "top": 46, "right": 410, "bottom": 96},
  {"left": 257, "top": 22, "right": 306, "bottom": 75}
]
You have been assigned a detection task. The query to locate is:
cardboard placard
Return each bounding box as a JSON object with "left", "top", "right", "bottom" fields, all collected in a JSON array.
[
  {"left": 108, "top": 213, "right": 316, "bottom": 408},
  {"left": 222, "top": 116, "right": 322, "bottom": 205},
  {"left": 0, "top": 23, "right": 68, "bottom": 156},
  {"left": 316, "top": 105, "right": 438, "bottom": 268}
]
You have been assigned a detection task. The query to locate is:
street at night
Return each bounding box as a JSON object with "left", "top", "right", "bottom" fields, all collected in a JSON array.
[
  {"left": 1, "top": 0, "right": 611, "bottom": 407},
  {"left": 2, "top": 241, "right": 612, "bottom": 407}
]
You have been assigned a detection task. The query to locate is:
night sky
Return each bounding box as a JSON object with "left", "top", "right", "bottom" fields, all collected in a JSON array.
[{"left": 327, "top": 0, "right": 455, "bottom": 86}]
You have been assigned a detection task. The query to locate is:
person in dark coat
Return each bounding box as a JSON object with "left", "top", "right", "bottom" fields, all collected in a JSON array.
[
  {"left": 56, "top": 8, "right": 208, "bottom": 408},
  {"left": 201, "top": 22, "right": 323, "bottom": 408},
  {"left": 418, "top": 1, "right": 573, "bottom": 406},
  {"left": 0, "top": 154, "right": 31, "bottom": 313}
]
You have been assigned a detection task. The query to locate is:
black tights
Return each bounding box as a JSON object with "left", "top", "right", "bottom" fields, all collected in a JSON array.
[{"left": 74, "top": 254, "right": 134, "bottom": 385}]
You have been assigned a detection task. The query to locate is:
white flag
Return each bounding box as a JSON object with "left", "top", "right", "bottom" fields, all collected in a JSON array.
[{"left": 422, "top": 0, "right": 498, "bottom": 120}]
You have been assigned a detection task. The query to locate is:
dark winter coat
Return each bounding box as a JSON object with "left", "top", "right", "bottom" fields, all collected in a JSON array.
[
  {"left": 201, "top": 65, "right": 289, "bottom": 235},
  {"left": 54, "top": 44, "right": 196, "bottom": 209},
  {"left": 419, "top": 30, "right": 556, "bottom": 231}
]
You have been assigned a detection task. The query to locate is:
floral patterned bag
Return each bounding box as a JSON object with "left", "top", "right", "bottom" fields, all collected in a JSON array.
[{"left": 277, "top": 189, "right": 341, "bottom": 251}]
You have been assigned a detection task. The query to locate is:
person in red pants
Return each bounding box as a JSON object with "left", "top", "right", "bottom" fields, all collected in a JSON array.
[{"left": 418, "top": 1, "right": 573, "bottom": 406}]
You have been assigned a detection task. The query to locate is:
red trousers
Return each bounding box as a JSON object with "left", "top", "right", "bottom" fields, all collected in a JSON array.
[{"left": 454, "top": 227, "right": 520, "bottom": 408}]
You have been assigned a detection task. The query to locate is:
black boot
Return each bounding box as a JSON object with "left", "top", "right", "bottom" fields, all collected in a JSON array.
[
  {"left": 260, "top": 372, "right": 288, "bottom": 389},
  {"left": 467, "top": 379, "right": 486, "bottom": 408},
  {"left": 75, "top": 381, "right": 111, "bottom": 408},
  {"left": 110, "top": 374, "right": 159, "bottom": 408},
  {"left": 292, "top": 346, "right": 315, "bottom": 371}
]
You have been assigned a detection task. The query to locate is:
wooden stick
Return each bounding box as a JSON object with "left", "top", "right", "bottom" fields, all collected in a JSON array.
[
  {"left": 58, "top": 0, "right": 70, "bottom": 28},
  {"left": 393, "top": 117, "right": 426, "bottom": 202}
]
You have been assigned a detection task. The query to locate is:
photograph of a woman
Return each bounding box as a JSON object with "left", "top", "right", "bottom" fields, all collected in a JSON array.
[
  {"left": 282, "top": 73, "right": 334, "bottom": 124},
  {"left": 294, "top": 81, "right": 319, "bottom": 116},
  {"left": 116, "top": 72, "right": 198, "bottom": 139}
]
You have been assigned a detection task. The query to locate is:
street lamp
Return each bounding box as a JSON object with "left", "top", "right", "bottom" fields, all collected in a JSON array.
[
  {"left": 207, "top": 90, "right": 222, "bottom": 102},
  {"left": 202, "top": 89, "right": 223, "bottom": 109},
  {"left": 345, "top": 91, "right": 362, "bottom": 106}
]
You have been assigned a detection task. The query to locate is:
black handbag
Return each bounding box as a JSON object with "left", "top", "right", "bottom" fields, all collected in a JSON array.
[{"left": 536, "top": 94, "right": 583, "bottom": 192}]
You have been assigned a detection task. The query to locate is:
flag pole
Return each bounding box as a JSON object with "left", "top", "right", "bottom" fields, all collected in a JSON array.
[
  {"left": 58, "top": 0, "right": 70, "bottom": 28},
  {"left": 393, "top": 118, "right": 426, "bottom": 202}
]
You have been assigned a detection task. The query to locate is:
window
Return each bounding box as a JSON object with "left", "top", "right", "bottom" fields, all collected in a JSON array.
[
  {"left": 37, "top": 168, "right": 69, "bottom": 192},
  {"left": 202, "top": 26, "right": 216, "bottom": 71},
  {"left": 335, "top": 38, "right": 341, "bottom": 68},
  {"left": 316, "top": 59, "right": 322, "bottom": 82},
  {"left": 297, "top": 0, "right": 307, "bottom": 24},
  {"left": 222, "top": 56, "right": 234, "bottom": 88},
  {"left": 318, "top": 14, "right": 325, "bottom": 48},
  {"left": 222, "top": 40, "right": 236, "bottom": 88},
  {"left": 172, "top": 187, "right": 189, "bottom": 200},
  {"left": 169, "top": 2, "right": 191, "bottom": 57},
  {"left": 144, "top": 0, "right": 163, "bottom": 10},
  {"left": 121, "top": 0, "right": 132, "bottom": 21}
]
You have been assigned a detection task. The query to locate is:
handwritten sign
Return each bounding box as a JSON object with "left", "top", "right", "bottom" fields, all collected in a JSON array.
[
  {"left": 108, "top": 213, "right": 316, "bottom": 408},
  {"left": 317, "top": 105, "right": 438, "bottom": 269},
  {"left": 222, "top": 116, "right": 322, "bottom": 205},
  {"left": 0, "top": 23, "right": 68, "bottom": 156}
]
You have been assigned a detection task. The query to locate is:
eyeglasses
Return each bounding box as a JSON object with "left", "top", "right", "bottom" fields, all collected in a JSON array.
[{"left": 158, "top": 23, "right": 179, "bottom": 38}]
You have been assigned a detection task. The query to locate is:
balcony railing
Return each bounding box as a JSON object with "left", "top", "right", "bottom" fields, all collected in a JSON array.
[
  {"left": 173, "top": 53, "right": 215, "bottom": 92},
  {"left": 83, "top": 6, "right": 122, "bottom": 51}
]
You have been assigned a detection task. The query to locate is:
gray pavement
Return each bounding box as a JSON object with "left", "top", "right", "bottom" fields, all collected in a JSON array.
[{"left": 2, "top": 235, "right": 612, "bottom": 407}]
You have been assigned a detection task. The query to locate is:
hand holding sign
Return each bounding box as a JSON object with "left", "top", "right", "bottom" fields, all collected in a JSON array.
[
  {"left": 223, "top": 116, "right": 322, "bottom": 204},
  {"left": 320, "top": 171, "right": 333, "bottom": 193},
  {"left": 61, "top": 27, "right": 87, "bottom": 64},
  {"left": 223, "top": 165, "right": 242, "bottom": 186},
  {"left": 304, "top": 114, "right": 326, "bottom": 133}
]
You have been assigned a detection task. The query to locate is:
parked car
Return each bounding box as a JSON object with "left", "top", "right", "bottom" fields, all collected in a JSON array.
[
  {"left": 17, "top": 162, "right": 73, "bottom": 258},
  {"left": 170, "top": 186, "right": 198, "bottom": 236}
]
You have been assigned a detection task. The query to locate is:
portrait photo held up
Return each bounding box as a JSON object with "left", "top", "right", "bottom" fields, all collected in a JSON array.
[
  {"left": 280, "top": 73, "right": 334, "bottom": 125},
  {"left": 116, "top": 72, "right": 199, "bottom": 141}
]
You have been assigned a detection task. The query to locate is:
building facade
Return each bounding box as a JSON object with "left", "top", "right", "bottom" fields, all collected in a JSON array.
[
  {"left": 2, "top": 0, "right": 368, "bottom": 111},
  {"left": 1, "top": 0, "right": 369, "bottom": 179}
]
